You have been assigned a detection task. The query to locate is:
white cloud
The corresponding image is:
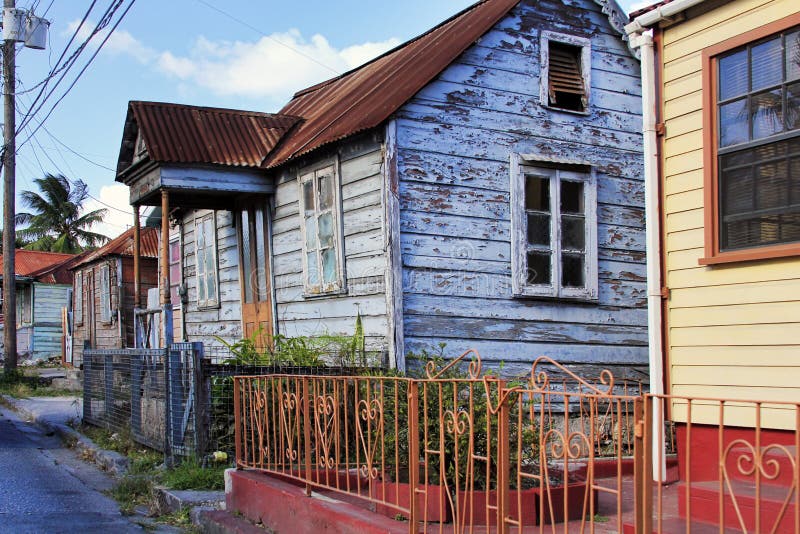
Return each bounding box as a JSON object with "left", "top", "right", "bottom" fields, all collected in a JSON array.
[
  {"left": 65, "top": 19, "right": 157, "bottom": 64},
  {"left": 64, "top": 19, "right": 401, "bottom": 104},
  {"left": 85, "top": 184, "right": 134, "bottom": 241},
  {"left": 155, "top": 31, "right": 401, "bottom": 101}
]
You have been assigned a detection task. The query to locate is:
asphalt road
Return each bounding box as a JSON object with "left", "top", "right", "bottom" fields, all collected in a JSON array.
[{"left": 0, "top": 405, "right": 144, "bottom": 534}]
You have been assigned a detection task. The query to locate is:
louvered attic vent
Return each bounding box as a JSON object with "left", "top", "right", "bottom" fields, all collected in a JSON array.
[{"left": 548, "top": 41, "right": 586, "bottom": 112}]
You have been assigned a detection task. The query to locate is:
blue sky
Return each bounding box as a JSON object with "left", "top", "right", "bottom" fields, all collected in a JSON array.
[{"left": 8, "top": 0, "right": 646, "bottom": 238}]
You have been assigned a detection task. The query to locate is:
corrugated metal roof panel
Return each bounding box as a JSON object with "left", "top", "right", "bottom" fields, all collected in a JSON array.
[
  {"left": 264, "top": 0, "right": 521, "bottom": 168},
  {"left": 69, "top": 226, "right": 160, "bottom": 269},
  {"left": 129, "top": 101, "right": 300, "bottom": 167},
  {"left": 0, "top": 250, "right": 76, "bottom": 277}
]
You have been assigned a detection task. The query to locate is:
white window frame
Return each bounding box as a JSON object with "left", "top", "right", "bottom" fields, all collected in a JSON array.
[
  {"left": 298, "top": 160, "right": 345, "bottom": 296},
  {"left": 195, "top": 212, "right": 220, "bottom": 308},
  {"left": 74, "top": 270, "right": 83, "bottom": 326},
  {"left": 99, "top": 263, "right": 112, "bottom": 323},
  {"left": 510, "top": 154, "right": 598, "bottom": 300},
  {"left": 539, "top": 31, "right": 591, "bottom": 114}
]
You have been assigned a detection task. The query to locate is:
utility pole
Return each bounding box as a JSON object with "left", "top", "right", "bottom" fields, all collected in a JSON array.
[
  {"left": 2, "top": 3, "right": 47, "bottom": 374},
  {"left": 2, "top": 0, "right": 17, "bottom": 375}
]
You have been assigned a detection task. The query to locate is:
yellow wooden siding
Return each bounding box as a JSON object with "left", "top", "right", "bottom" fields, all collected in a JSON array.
[{"left": 661, "top": 0, "right": 800, "bottom": 429}]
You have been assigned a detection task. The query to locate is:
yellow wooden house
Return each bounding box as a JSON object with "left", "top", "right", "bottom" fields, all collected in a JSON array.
[{"left": 627, "top": 0, "right": 799, "bottom": 530}]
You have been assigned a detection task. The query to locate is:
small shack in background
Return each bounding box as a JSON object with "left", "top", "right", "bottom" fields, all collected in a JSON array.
[
  {"left": 68, "top": 226, "right": 159, "bottom": 367},
  {"left": 0, "top": 249, "right": 76, "bottom": 361}
]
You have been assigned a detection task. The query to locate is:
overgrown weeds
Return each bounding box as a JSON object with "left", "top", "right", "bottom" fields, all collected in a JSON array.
[
  {"left": 109, "top": 475, "right": 155, "bottom": 515},
  {"left": 160, "top": 457, "right": 225, "bottom": 491},
  {"left": 0, "top": 368, "right": 77, "bottom": 397}
]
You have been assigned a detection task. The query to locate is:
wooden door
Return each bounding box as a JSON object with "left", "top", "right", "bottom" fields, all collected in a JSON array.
[{"left": 238, "top": 203, "right": 273, "bottom": 350}]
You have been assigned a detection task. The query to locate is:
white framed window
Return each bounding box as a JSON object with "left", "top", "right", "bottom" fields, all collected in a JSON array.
[
  {"left": 195, "top": 212, "right": 219, "bottom": 308},
  {"left": 100, "top": 264, "right": 112, "bottom": 323},
  {"left": 510, "top": 155, "right": 598, "bottom": 299},
  {"left": 298, "top": 161, "right": 345, "bottom": 295},
  {"left": 74, "top": 271, "right": 83, "bottom": 325},
  {"left": 540, "top": 31, "right": 591, "bottom": 113}
]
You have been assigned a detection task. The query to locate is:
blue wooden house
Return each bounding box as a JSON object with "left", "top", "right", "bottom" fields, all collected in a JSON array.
[{"left": 116, "top": 0, "right": 646, "bottom": 377}]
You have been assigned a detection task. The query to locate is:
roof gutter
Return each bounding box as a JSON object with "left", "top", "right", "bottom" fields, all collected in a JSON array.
[{"left": 624, "top": 0, "right": 706, "bottom": 33}]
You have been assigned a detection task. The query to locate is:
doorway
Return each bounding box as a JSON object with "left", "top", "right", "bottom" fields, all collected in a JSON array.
[{"left": 238, "top": 202, "right": 273, "bottom": 350}]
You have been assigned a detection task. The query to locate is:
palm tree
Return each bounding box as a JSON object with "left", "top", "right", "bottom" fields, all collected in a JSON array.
[{"left": 16, "top": 174, "right": 109, "bottom": 253}]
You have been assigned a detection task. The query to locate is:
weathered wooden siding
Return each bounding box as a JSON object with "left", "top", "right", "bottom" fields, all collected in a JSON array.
[
  {"left": 271, "top": 134, "right": 389, "bottom": 354},
  {"left": 70, "top": 257, "right": 157, "bottom": 366},
  {"left": 71, "top": 260, "right": 123, "bottom": 365},
  {"left": 31, "top": 283, "right": 70, "bottom": 360},
  {"left": 179, "top": 209, "right": 243, "bottom": 348},
  {"left": 395, "top": 0, "right": 647, "bottom": 376},
  {"left": 660, "top": 0, "right": 800, "bottom": 428}
]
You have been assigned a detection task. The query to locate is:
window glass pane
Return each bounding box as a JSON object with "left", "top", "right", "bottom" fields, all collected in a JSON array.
[
  {"left": 305, "top": 216, "right": 317, "bottom": 250},
  {"left": 306, "top": 252, "right": 319, "bottom": 286},
  {"left": 719, "top": 98, "right": 748, "bottom": 146},
  {"left": 197, "top": 253, "right": 207, "bottom": 303},
  {"left": 240, "top": 210, "right": 253, "bottom": 303},
  {"left": 255, "top": 208, "right": 268, "bottom": 301},
  {"left": 561, "top": 252, "right": 585, "bottom": 288},
  {"left": 756, "top": 160, "right": 789, "bottom": 210},
  {"left": 779, "top": 213, "right": 800, "bottom": 242},
  {"left": 206, "top": 268, "right": 217, "bottom": 303},
  {"left": 751, "top": 89, "right": 784, "bottom": 140},
  {"left": 721, "top": 167, "right": 753, "bottom": 215},
  {"left": 303, "top": 180, "right": 315, "bottom": 215},
  {"left": 560, "top": 180, "right": 584, "bottom": 214},
  {"left": 791, "top": 156, "right": 800, "bottom": 204},
  {"left": 321, "top": 248, "right": 337, "bottom": 284},
  {"left": 788, "top": 31, "right": 800, "bottom": 82},
  {"left": 318, "top": 212, "right": 334, "bottom": 248},
  {"left": 787, "top": 82, "right": 800, "bottom": 131},
  {"left": 526, "top": 213, "right": 550, "bottom": 246},
  {"left": 526, "top": 251, "right": 551, "bottom": 285},
  {"left": 561, "top": 215, "right": 586, "bottom": 250},
  {"left": 750, "top": 37, "right": 783, "bottom": 91},
  {"left": 525, "top": 175, "right": 550, "bottom": 211},
  {"left": 719, "top": 49, "right": 748, "bottom": 100},
  {"left": 205, "top": 238, "right": 216, "bottom": 302},
  {"left": 318, "top": 170, "right": 333, "bottom": 211}
]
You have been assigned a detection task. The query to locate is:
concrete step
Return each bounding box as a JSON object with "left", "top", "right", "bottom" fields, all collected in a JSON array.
[
  {"left": 623, "top": 516, "right": 743, "bottom": 534},
  {"left": 679, "top": 479, "right": 798, "bottom": 533}
]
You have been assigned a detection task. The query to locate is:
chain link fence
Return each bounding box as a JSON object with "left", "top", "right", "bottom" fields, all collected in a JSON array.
[{"left": 83, "top": 343, "right": 387, "bottom": 460}]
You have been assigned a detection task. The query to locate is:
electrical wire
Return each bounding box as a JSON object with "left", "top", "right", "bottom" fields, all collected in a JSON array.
[{"left": 17, "top": 0, "right": 137, "bottom": 150}]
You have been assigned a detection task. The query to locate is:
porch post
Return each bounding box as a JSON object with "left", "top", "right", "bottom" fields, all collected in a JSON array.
[
  {"left": 160, "top": 190, "right": 173, "bottom": 347},
  {"left": 133, "top": 205, "right": 141, "bottom": 308}
]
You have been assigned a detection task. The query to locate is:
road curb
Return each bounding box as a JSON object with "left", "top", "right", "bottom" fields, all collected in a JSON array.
[{"left": 0, "top": 395, "right": 129, "bottom": 475}]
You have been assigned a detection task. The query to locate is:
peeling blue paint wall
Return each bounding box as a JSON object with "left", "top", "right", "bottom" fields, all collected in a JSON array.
[{"left": 394, "top": 0, "right": 647, "bottom": 377}]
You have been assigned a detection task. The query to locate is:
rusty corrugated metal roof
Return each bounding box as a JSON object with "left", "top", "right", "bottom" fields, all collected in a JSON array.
[
  {"left": 130, "top": 101, "right": 300, "bottom": 167},
  {"left": 69, "top": 226, "right": 160, "bottom": 269},
  {"left": 0, "top": 250, "right": 76, "bottom": 277},
  {"left": 263, "top": 0, "right": 521, "bottom": 168}
]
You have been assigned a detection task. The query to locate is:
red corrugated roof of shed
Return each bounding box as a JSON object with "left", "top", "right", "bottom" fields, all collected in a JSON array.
[
  {"left": 69, "top": 226, "right": 160, "bottom": 269},
  {"left": 0, "top": 249, "right": 76, "bottom": 277},
  {"left": 263, "top": 0, "right": 521, "bottom": 168},
  {"left": 130, "top": 101, "right": 300, "bottom": 167}
]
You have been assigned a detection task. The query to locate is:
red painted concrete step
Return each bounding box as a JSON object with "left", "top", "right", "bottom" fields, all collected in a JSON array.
[
  {"left": 679, "top": 480, "right": 799, "bottom": 533},
  {"left": 622, "top": 517, "right": 743, "bottom": 534},
  {"left": 726, "top": 445, "right": 798, "bottom": 488}
]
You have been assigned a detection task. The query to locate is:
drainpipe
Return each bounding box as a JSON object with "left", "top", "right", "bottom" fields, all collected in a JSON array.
[{"left": 629, "top": 29, "right": 667, "bottom": 482}]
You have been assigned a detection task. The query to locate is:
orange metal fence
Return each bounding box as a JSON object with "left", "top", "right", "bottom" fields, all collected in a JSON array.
[
  {"left": 234, "top": 353, "right": 644, "bottom": 533},
  {"left": 233, "top": 353, "right": 800, "bottom": 533},
  {"left": 638, "top": 394, "right": 800, "bottom": 534}
]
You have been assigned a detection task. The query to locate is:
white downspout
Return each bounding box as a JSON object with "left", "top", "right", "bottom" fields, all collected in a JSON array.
[{"left": 629, "top": 29, "right": 667, "bottom": 481}]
